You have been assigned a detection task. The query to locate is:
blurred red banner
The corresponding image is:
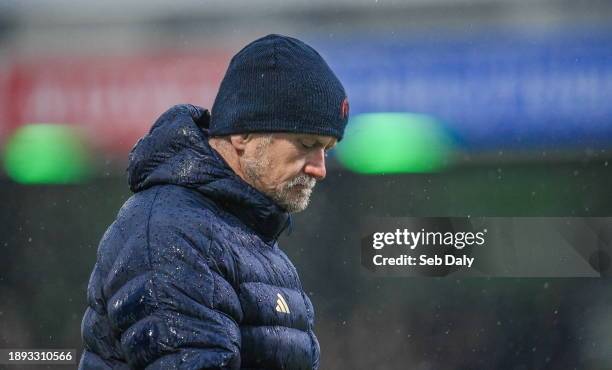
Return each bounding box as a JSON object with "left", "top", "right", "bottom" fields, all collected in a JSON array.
[{"left": 0, "top": 51, "right": 230, "bottom": 154}]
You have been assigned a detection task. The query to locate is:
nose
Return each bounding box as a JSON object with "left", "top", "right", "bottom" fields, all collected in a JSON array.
[{"left": 303, "top": 149, "right": 327, "bottom": 180}]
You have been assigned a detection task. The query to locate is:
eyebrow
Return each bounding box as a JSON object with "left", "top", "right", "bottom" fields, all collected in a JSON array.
[
  {"left": 300, "top": 136, "right": 337, "bottom": 150},
  {"left": 324, "top": 141, "right": 337, "bottom": 150},
  {"left": 312, "top": 139, "right": 336, "bottom": 150}
]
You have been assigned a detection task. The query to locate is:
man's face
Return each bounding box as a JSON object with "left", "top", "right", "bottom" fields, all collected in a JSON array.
[{"left": 240, "top": 133, "right": 337, "bottom": 213}]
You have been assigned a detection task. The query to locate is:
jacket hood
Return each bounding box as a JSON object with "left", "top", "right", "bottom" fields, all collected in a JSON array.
[{"left": 127, "top": 104, "right": 290, "bottom": 242}]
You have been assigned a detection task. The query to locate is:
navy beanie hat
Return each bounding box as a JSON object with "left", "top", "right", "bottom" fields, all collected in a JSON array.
[{"left": 210, "top": 34, "right": 349, "bottom": 140}]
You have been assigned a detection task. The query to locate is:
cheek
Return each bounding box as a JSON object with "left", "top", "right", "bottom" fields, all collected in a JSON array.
[
  {"left": 279, "top": 159, "right": 307, "bottom": 181},
  {"left": 267, "top": 165, "right": 301, "bottom": 190},
  {"left": 266, "top": 147, "right": 308, "bottom": 185}
]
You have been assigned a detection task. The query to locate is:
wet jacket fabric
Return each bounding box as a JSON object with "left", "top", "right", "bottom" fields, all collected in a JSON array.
[{"left": 79, "top": 104, "right": 320, "bottom": 370}]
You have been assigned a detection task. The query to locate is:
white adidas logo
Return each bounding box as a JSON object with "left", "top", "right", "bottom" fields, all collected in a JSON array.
[{"left": 275, "top": 293, "right": 290, "bottom": 314}]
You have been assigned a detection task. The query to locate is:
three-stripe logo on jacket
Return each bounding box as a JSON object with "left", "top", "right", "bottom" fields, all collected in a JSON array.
[{"left": 275, "top": 293, "right": 290, "bottom": 314}]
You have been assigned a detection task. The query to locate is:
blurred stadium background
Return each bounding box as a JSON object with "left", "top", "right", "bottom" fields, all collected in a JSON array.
[{"left": 1, "top": 0, "right": 612, "bottom": 368}]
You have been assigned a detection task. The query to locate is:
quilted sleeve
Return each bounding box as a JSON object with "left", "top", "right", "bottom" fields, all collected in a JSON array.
[{"left": 106, "top": 210, "right": 242, "bottom": 369}]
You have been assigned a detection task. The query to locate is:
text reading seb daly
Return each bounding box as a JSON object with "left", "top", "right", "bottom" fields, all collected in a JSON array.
[{"left": 371, "top": 228, "right": 487, "bottom": 268}]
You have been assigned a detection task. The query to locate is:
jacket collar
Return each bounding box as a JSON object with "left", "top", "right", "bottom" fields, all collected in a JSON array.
[
  {"left": 197, "top": 145, "right": 291, "bottom": 242},
  {"left": 127, "top": 104, "right": 290, "bottom": 242}
]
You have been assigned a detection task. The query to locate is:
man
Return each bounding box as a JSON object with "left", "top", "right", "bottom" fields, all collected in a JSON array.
[{"left": 79, "top": 34, "right": 349, "bottom": 369}]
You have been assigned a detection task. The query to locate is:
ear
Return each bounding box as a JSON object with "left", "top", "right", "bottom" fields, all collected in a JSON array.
[{"left": 229, "top": 134, "right": 251, "bottom": 151}]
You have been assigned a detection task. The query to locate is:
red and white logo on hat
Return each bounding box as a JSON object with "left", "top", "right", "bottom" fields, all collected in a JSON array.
[{"left": 340, "top": 97, "right": 350, "bottom": 120}]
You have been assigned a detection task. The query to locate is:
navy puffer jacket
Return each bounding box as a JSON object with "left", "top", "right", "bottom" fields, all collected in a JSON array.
[{"left": 79, "top": 104, "right": 320, "bottom": 369}]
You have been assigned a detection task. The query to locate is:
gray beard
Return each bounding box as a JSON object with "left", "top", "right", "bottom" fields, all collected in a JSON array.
[
  {"left": 242, "top": 149, "right": 316, "bottom": 213},
  {"left": 272, "top": 174, "right": 316, "bottom": 213}
]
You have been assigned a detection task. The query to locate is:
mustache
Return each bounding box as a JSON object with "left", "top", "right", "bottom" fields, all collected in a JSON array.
[{"left": 287, "top": 174, "right": 317, "bottom": 189}]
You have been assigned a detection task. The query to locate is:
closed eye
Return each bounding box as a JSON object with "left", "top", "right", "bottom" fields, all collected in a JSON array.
[
  {"left": 298, "top": 137, "right": 336, "bottom": 151},
  {"left": 300, "top": 139, "right": 317, "bottom": 149}
]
